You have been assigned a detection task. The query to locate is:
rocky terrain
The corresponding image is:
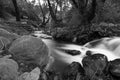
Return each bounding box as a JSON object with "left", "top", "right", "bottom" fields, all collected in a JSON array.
[{"left": 0, "top": 25, "right": 119, "bottom": 80}]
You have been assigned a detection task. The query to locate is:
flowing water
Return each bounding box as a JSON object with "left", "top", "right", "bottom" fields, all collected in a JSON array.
[
  {"left": 41, "top": 38, "right": 85, "bottom": 72},
  {"left": 33, "top": 32, "right": 120, "bottom": 72},
  {"left": 41, "top": 38, "right": 120, "bottom": 72}
]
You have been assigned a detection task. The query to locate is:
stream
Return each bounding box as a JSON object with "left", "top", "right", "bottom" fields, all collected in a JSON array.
[{"left": 33, "top": 31, "right": 120, "bottom": 72}]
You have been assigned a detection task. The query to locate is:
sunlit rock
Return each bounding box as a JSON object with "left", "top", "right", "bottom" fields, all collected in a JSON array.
[
  {"left": 18, "top": 67, "right": 41, "bottom": 80},
  {"left": 0, "top": 58, "right": 18, "bottom": 80},
  {"left": 8, "top": 35, "right": 50, "bottom": 69}
]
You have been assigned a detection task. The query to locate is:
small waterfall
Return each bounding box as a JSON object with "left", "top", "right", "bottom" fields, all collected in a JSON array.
[{"left": 33, "top": 31, "right": 120, "bottom": 72}]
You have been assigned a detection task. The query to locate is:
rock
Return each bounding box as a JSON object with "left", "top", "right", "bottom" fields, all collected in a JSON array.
[
  {"left": 2, "top": 55, "right": 12, "bottom": 59},
  {"left": 61, "top": 62, "right": 85, "bottom": 80},
  {"left": 0, "top": 36, "right": 12, "bottom": 57},
  {"left": 82, "top": 54, "right": 108, "bottom": 79},
  {"left": 45, "top": 71, "right": 57, "bottom": 80},
  {"left": 52, "top": 28, "right": 73, "bottom": 42},
  {"left": 8, "top": 35, "right": 50, "bottom": 70},
  {"left": 109, "top": 59, "right": 120, "bottom": 77},
  {"left": 0, "top": 36, "right": 11, "bottom": 50},
  {"left": 18, "top": 67, "right": 41, "bottom": 80},
  {"left": 59, "top": 49, "right": 81, "bottom": 55},
  {"left": 0, "top": 58, "right": 18, "bottom": 80},
  {"left": 0, "top": 28, "right": 20, "bottom": 41},
  {"left": 32, "top": 31, "right": 52, "bottom": 39}
]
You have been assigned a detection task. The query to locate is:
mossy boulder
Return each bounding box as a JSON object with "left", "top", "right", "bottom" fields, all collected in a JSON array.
[{"left": 8, "top": 35, "right": 50, "bottom": 69}]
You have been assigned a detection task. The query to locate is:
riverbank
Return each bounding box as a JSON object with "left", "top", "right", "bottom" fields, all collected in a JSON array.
[{"left": 51, "top": 23, "right": 120, "bottom": 45}]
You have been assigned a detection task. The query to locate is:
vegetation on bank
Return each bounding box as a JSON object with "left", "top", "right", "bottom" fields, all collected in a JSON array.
[{"left": 52, "top": 23, "right": 120, "bottom": 45}]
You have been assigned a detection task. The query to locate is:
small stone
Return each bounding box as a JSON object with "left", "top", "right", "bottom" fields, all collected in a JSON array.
[{"left": 86, "top": 50, "right": 92, "bottom": 56}]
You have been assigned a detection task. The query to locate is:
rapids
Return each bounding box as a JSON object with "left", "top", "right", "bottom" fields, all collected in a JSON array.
[{"left": 33, "top": 31, "right": 120, "bottom": 72}]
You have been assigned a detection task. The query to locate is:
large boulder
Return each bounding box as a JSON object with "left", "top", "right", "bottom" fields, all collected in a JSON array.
[
  {"left": 0, "top": 58, "right": 18, "bottom": 80},
  {"left": 82, "top": 54, "right": 108, "bottom": 79},
  {"left": 8, "top": 35, "right": 50, "bottom": 69}
]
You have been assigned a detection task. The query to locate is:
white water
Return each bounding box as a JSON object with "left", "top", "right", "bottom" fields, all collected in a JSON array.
[
  {"left": 42, "top": 38, "right": 120, "bottom": 62},
  {"left": 33, "top": 32, "right": 120, "bottom": 72},
  {"left": 41, "top": 38, "right": 120, "bottom": 72}
]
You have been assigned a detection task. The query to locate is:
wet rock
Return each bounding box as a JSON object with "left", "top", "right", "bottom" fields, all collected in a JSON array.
[
  {"left": 59, "top": 49, "right": 81, "bottom": 55},
  {"left": 86, "top": 50, "right": 92, "bottom": 56},
  {"left": 61, "top": 62, "right": 85, "bottom": 80},
  {"left": 109, "top": 59, "right": 120, "bottom": 77},
  {"left": 0, "top": 58, "right": 18, "bottom": 80},
  {"left": 8, "top": 35, "right": 50, "bottom": 71},
  {"left": 18, "top": 67, "right": 41, "bottom": 80},
  {"left": 82, "top": 54, "right": 108, "bottom": 79}
]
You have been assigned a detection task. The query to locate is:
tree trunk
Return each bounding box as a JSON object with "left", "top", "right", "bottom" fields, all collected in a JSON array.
[
  {"left": 12, "top": 0, "right": 20, "bottom": 21},
  {"left": 38, "top": 0, "right": 46, "bottom": 27},
  {"left": 47, "top": 0, "right": 58, "bottom": 23}
]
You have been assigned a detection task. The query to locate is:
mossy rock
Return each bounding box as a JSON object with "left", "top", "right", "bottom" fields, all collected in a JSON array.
[{"left": 9, "top": 35, "right": 49, "bottom": 69}]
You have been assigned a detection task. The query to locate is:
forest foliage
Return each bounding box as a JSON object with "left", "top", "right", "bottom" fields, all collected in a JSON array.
[{"left": 0, "top": 0, "right": 120, "bottom": 43}]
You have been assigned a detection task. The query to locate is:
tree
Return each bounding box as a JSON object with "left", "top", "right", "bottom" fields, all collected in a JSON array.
[
  {"left": 70, "top": 0, "right": 106, "bottom": 25},
  {"left": 12, "top": 0, "right": 21, "bottom": 21},
  {"left": 47, "top": 0, "right": 58, "bottom": 24},
  {"left": 38, "top": 0, "right": 49, "bottom": 27}
]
